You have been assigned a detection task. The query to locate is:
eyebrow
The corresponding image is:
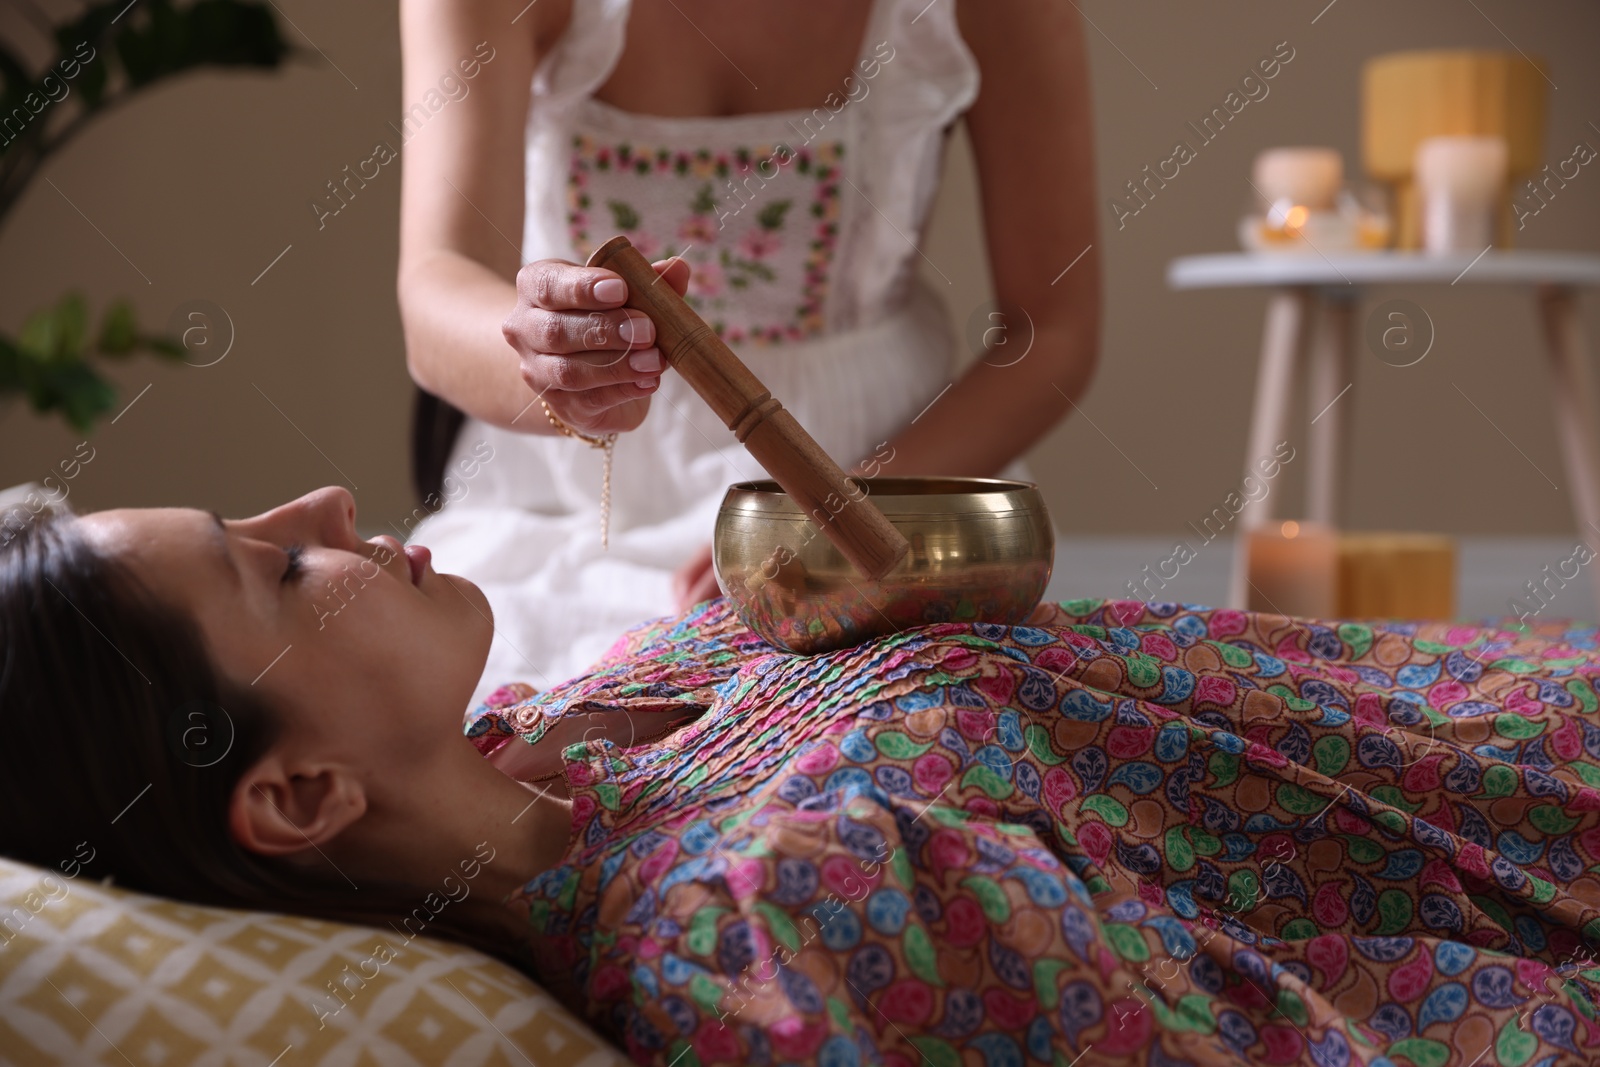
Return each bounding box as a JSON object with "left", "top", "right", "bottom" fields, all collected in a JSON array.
[{"left": 208, "top": 509, "right": 241, "bottom": 587}]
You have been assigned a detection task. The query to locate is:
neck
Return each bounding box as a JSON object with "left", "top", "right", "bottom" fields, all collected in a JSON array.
[
  {"left": 337, "top": 738, "right": 576, "bottom": 945},
  {"left": 463, "top": 758, "right": 578, "bottom": 903},
  {"left": 444, "top": 762, "right": 577, "bottom": 946}
]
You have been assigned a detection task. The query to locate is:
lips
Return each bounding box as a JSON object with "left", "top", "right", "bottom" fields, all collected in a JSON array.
[
  {"left": 368, "top": 535, "right": 428, "bottom": 587},
  {"left": 404, "top": 543, "right": 430, "bottom": 586}
]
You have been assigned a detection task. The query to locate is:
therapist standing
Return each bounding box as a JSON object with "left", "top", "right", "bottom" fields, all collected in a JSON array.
[{"left": 396, "top": 0, "right": 1100, "bottom": 703}]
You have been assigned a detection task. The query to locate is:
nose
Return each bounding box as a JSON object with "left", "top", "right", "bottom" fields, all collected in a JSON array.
[{"left": 243, "top": 486, "right": 363, "bottom": 552}]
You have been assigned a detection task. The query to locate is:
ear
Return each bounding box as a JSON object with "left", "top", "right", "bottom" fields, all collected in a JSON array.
[{"left": 229, "top": 754, "right": 367, "bottom": 858}]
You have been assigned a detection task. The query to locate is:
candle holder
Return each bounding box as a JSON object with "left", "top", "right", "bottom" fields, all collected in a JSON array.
[
  {"left": 1239, "top": 147, "right": 1391, "bottom": 253},
  {"left": 1337, "top": 532, "right": 1456, "bottom": 618}
]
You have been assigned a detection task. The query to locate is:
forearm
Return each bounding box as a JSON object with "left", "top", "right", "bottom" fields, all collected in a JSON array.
[
  {"left": 868, "top": 324, "right": 1098, "bottom": 478},
  {"left": 396, "top": 0, "right": 552, "bottom": 434},
  {"left": 398, "top": 251, "right": 556, "bottom": 433},
  {"left": 919, "top": 0, "right": 1098, "bottom": 480}
]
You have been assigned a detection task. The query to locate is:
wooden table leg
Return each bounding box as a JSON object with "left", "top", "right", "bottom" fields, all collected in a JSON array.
[
  {"left": 1307, "top": 293, "right": 1356, "bottom": 528},
  {"left": 1229, "top": 287, "right": 1315, "bottom": 609},
  {"left": 1537, "top": 285, "right": 1600, "bottom": 617}
]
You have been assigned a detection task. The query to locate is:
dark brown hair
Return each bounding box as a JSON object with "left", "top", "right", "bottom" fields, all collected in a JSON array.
[
  {"left": 411, "top": 386, "right": 466, "bottom": 506},
  {"left": 0, "top": 507, "right": 507, "bottom": 960}
]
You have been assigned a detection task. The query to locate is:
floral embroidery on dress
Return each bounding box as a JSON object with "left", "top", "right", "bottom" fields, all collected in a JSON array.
[{"left": 567, "top": 136, "right": 844, "bottom": 345}]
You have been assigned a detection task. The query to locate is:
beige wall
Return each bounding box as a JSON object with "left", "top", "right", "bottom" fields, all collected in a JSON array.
[{"left": 3, "top": 0, "right": 1598, "bottom": 539}]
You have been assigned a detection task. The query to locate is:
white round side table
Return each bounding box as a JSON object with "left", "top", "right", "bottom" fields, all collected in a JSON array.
[{"left": 1166, "top": 250, "right": 1600, "bottom": 614}]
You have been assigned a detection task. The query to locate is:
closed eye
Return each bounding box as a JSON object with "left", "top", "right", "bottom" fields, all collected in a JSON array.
[{"left": 281, "top": 543, "right": 307, "bottom": 584}]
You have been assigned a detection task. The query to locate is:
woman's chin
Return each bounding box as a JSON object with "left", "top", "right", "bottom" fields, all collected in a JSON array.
[
  {"left": 437, "top": 570, "right": 487, "bottom": 605},
  {"left": 439, "top": 571, "right": 495, "bottom": 641}
]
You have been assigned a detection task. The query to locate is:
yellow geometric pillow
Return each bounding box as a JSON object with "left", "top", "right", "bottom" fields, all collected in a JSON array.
[{"left": 0, "top": 855, "right": 628, "bottom": 1066}]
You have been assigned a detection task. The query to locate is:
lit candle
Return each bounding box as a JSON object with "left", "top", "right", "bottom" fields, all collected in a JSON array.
[
  {"left": 1414, "top": 135, "right": 1507, "bottom": 254},
  {"left": 1253, "top": 147, "right": 1344, "bottom": 212},
  {"left": 1245, "top": 520, "right": 1338, "bottom": 618}
]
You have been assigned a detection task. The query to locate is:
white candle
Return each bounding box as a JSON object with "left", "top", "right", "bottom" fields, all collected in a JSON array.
[
  {"left": 1253, "top": 148, "right": 1344, "bottom": 212},
  {"left": 1414, "top": 135, "right": 1507, "bottom": 254}
]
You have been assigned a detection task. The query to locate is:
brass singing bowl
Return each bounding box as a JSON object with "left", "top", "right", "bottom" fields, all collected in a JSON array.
[{"left": 713, "top": 476, "right": 1055, "bottom": 654}]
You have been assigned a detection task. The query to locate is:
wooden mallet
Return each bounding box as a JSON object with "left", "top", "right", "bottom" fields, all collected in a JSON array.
[{"left": 587, "top": 235, "right": 910, "bottom": 581}]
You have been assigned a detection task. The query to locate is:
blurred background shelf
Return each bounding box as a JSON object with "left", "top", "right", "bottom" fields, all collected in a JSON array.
[{"left": 1168, "top": 250, "right": 1600, "bottom": 290}]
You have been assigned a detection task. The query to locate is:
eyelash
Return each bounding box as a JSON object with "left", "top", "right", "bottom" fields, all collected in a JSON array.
[{"left": 282, "top": 543, "right": 307, "bottom": 584}]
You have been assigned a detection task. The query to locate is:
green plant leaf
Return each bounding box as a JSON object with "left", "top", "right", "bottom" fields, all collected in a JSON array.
[
  {"left": 25, "top": 358, "right": 117, "bottom": 432},
  {"left": 81, "top": 49, "right": 111, "bottom": 107},
  {"left": 58, "top": 293, "right": 88, "bottom": 358},
  {"left": 143, "top": 336, "right": 186, "bottom": 359},
  {"left": 18, "top": 292, "right": 88, "bottom": 363},
  {"left": 113, "top": 0, "right": 290, "bottom": 89},
  {"left": 0, "top": 335, "right": 22, "bottom": 391},
  {"left": 2, "top": 3, "right": 292, "bottom": 431},
  {"left": 97, "top": 299, "right": 138, "bottom": 354},
  {"left": 42, "top": 7, "right": 124, "bottom": 113},
  {"left": 16, "top": 308, "right": 56, "bottom": 362},
  {"left": 3, "top": 293, "right": 185, "bottom": 431},
  {"left": 186, "top": 1, "right": 294, "bottom": 68}
]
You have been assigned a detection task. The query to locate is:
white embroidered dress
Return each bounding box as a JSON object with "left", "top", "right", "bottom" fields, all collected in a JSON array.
[{"left": 417, "top": 0, "right": 1009, "bottom": 705}]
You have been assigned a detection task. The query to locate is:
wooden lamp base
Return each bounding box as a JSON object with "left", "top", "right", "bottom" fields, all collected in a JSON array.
[{"left": 1361, "top": 49, "right": 1549, "bottom": 250}]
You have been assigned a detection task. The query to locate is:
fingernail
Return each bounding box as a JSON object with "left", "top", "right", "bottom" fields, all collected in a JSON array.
[
  {"left": 620, "top": 314, "right": 653, "bottom": 344},
  {"left": 638, "top": 376, "right": 660, "bottom": 392},
  {"left": 594, "top": 278, "right": 627, "bottom": 303},
  {"left": 628, "top": 348, "right": 663, "bottom": 373}
]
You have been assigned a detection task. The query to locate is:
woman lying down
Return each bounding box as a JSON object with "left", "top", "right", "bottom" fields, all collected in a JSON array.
[{"left": 3, "top": 486, "right": 1600, "bottom": 1066}]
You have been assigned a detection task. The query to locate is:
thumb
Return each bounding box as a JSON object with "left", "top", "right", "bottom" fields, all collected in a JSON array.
[{"left": 651, "top": 257, "right": 693, "bottom": 298}]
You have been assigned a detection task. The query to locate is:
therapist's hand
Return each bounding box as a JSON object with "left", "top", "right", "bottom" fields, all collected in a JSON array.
[{"left": 503, "top": 257, "right": 691, "bottom": 436}]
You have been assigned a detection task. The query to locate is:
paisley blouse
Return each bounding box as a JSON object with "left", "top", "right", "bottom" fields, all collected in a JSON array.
[{"left": 467, "top": 598, "right": 1600, "bottom": 1066}]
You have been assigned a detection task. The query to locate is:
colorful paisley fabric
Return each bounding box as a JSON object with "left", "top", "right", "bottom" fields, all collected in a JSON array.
[{"left": 473, "top": 598, "right": 1600, "bottom": 1066}]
